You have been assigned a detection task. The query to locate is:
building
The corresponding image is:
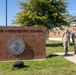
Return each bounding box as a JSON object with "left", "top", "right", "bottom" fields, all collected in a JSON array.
[{"left": 49, "top": 16, "right": 76, "bottom": 41}]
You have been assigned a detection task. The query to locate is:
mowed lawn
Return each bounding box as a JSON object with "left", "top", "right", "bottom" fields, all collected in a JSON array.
[{"left": 0, "top": 40, "right": 76, "bottom": 75}]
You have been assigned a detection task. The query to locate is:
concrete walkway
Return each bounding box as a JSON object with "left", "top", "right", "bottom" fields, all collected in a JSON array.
[
  {"left": 49, "top": 38, "right": 72, "bottom": 42},
  {"left": 55, "top": 52, "right": 76, "bottom": 64}
]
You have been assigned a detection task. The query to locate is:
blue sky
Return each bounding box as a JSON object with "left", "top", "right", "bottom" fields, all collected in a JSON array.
[
  {"left": 0, "top": 0, "right": 76, "bottom": 26},
  {"left": 67, "top": 0, "right": 76, "bottom": 16}
]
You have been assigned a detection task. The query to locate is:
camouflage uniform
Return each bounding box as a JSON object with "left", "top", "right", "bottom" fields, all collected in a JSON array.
[
  {"left": 62, "top": 31, "right": 70, "bottom": 55},
  {"left": 72, "top": 32, "right": 76, "bottom": 54}
]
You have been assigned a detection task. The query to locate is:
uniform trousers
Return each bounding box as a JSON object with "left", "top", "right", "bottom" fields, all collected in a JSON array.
[{"left": 63, "top": 41, "right": 70, "bottom": 54}]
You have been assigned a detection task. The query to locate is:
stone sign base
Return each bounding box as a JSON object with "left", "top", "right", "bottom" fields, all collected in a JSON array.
[{"left": 0, "top": 26, "right": 46, "bottom": 61}]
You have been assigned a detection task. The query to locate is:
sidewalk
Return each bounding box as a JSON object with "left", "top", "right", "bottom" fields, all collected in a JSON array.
[
  {"left": 55, "top": 52, "right": 76, "bottom": 64},
  {"left": 49, "top": 38, "right": 62, "bottom": 41},
  {"left": 49, "top": 38, "right": 72, "bottom": 42}
]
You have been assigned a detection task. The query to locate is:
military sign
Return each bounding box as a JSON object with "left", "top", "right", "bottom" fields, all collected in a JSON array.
[{"left": 8, "top": 38, "right": 25, "bottom": 55}]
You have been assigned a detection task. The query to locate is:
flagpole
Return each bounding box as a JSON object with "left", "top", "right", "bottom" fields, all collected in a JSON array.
[{"left": 6, "top": 0, "right": 7, "bottom": 26}]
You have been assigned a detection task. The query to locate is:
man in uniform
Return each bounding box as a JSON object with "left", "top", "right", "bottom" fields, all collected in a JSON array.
[
  {"left": 62, "top": 27, "right": 70, "bottom": 55},
  {"left": 72, "top": 30, "right": 76, "bottom": 54}
]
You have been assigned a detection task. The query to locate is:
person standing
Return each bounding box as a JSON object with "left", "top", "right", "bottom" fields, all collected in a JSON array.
[
  {"left": 72, "top": 30, "right": 76, "bottom": 54},
  {"left": 62, "top": 27, "right": 70, "bottom": 55}
]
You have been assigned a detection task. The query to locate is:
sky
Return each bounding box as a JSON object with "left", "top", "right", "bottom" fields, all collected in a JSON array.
[{"left": 0, "top": 0, "right": 76, "bottom": 26}]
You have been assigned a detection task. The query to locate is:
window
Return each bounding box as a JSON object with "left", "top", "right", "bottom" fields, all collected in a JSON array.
[
  {"left": 58, "top": 31, "right": 60, "bottom": 37},
  {"left": 54, "top": 31, "right": 56, "bottom": 37}
]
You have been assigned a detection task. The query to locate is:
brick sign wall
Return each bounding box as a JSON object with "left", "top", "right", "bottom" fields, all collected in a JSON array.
[{"left": 0, "top": 26, "right": 46, "bottom": 61}]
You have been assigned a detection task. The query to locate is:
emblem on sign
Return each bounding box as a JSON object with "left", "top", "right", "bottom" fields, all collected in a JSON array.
[{"left": 8, "top": 38, "right": 25, "bottom": 55}]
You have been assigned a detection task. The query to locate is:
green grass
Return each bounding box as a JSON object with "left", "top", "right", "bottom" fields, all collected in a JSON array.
[{"left": 0, "top": 40, "right": 76, "bottom": 75}]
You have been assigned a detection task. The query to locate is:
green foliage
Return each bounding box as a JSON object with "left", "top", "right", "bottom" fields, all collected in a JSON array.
[{"left": 13, "top": 0, "right": 69, "bottom": 29}]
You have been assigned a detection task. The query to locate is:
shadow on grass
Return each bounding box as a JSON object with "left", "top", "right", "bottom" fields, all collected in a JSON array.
[
  {"left": 70, "top": 43, "right": 73, "bottom": 46},
  {"left": 46, "top": 43, "right": 73, "bottom": 47},
  {"left": 46, "top": 54, "right": 58, "bottom": 59},
  {"left": 20, "top": 65, "right": 30, "bottom": 68},
  {"left": 12, "top": 65, "right": 30, "bottom": 69},
  {"left": 46, "top": 43, "right": 63, "bottom": 47}
]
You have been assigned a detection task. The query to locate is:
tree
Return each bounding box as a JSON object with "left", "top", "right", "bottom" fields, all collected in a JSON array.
[{"left": 12, "top": 0, "right": 69, "bottom": 29}]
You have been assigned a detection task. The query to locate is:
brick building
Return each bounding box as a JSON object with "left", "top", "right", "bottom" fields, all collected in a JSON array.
[{"left": 49, "top": 16, "right": 76, "bottom": 40}]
